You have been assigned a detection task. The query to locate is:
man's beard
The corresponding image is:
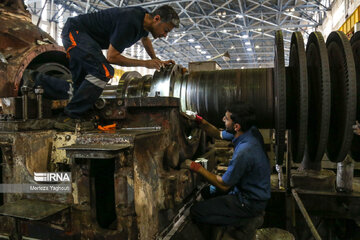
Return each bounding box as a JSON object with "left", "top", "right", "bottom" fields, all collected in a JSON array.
[{"left": 225, "top": 124, "right": 236, "bottom": 135}]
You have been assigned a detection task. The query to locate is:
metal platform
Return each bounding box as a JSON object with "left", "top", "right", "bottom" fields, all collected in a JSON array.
[{"left": 0, "top": 199, "right": 68, "bottom": 221}]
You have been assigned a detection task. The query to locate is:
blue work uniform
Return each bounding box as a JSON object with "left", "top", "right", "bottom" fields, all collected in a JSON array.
[
  {"left": 36, "top": 7, "right": 149, "bottom": 118},
  {"left": 191, "top": 126, "right": 271, "bottom": 226}
]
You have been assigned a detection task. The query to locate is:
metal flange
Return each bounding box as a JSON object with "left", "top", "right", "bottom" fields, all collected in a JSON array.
[
  {"left": 274, "top": 30, "right": 286, "bottom": 165},
  {"left": 117, "top": 71, "right": 142, "bottom": 98},
  {"left": 326, "top": 31, "right": 357, "bottom": 162},
  {"left": 149, "top": 64, "right": 183, "bottom": 97},
  {"left": 287, "top": 32, "right": 308, "bottom": 163},
  {"left": 305, "top": 32, "right": 331, "bottom": 163}
]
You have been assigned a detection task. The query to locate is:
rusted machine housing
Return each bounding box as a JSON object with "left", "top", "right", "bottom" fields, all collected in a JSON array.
[{"left": 0, "top": 98, "right": 207, "bottom": 240}]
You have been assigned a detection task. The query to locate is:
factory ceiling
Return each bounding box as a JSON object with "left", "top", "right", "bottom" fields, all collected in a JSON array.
[{"left": 25, "top": 0, "right": 335, "bottom": 69}]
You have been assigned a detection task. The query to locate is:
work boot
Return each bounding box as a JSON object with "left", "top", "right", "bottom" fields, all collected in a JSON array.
[
  {"left": 54, "top": 114, "right": 95, "bottom": 131},
  {"left": 223, "top": 215, "right": 264, "bottom": 240},
  {"left": 21, "top": 69, "right": 39, "bottom": 89}
]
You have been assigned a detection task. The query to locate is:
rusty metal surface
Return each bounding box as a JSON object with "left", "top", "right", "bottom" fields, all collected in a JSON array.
[
  {"left": 0, "top": 131, "right": 73, "bottom": 210},
  {"left": 0, "top": 97, "right": 67, "bottom": 120},
  {"left": 256, "top": 228, "right": 295, "bottom": 240},
  {"left": 0, "top": 199, "right": 68, "bottom": 220},
  {"left": 75, "top": 130, "right": 150, "bottom": 145},
  {"left": 51, "top": 132, "right": 77, "bottom": 166},
  {"left": 0, "top": 4, "right": 66, "bottom": 98},
  {"left": 0, "top": 101, "right": 203, "bottom": 239},
  {"left": 125, "top": 96, "right": 180, "bottom": 108},
  {"left": 291, "top": 169, "right": 336, "bottom": 192},
  {"left": 132, "top": 132, "right": 196, "bottom": 239},
  {"left": 95, "top": 98, "right": 127, "bottom": 119},
  {"left": 0, "top": 119, "right": 56, "bottom": 131},
  {"left": 63, "top": 144, "right": 130, "bottom": 159}
]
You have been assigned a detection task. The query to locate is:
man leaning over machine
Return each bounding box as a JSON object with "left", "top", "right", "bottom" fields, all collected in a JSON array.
[{"left": 23, "top": 5, "right": 180, "bottom": 130}]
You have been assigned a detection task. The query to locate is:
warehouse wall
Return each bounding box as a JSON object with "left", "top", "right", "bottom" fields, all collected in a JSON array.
[{"left": 319, "top": 0, "right": 360, "bottom": 38}]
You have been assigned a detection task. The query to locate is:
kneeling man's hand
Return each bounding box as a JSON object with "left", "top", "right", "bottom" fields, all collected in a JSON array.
[{"left": 180, "top": 159, "right": 202, "bottom": 172}]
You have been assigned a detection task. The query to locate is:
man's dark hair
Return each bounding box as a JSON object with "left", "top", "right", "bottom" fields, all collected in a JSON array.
[
  {"left": 226, "top": 102, "right": 256, "bottom": 132},
  {"left": 150, "top": 5, "right": 180, "bottom": 28}
]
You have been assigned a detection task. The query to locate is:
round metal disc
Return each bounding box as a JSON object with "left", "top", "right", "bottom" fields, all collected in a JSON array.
[
  {"left": 350, "top": 31, "right": 360, "bottom": 162},
  {"left": 305, "top": 32, "right": 331, "bottom": 163},
  {"left": 34, "top": 63, "right": 71, "bottom": 80},
  {"left": 117, "top": 71, "right": 142, "bottom": 98},
  {"left": 287, "top": 32, "right": 308, "bottom": 163},
  {"left": 274, "top": 30, "right": 286, "bottom": 165},
  {"left": 150, "top": 64, "right": 183, "bottom": 97},
  {"left": 326, "top": 31, "right": 357, "bottom": 162}
]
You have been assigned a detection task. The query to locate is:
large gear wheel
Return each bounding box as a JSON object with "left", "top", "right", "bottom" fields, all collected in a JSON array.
[
  {"left": 326, "top": 31, "right": 357, "bottom": 163},
  {"left": 274, "top": 30, "right": 286, "bottom": 165},
  {"left": 287, "top": 32, "right": 308, "bottom": 163},
  {"left": 305, "top": 32, "right": 331, "bottom": 163},
  {"left": 350, "top": 31, "right": 360, "bottom": 162}
]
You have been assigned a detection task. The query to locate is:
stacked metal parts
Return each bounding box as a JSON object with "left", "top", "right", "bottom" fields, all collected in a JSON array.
[{"left": 110, "top": 30, "right": 359, "bottom": 167}]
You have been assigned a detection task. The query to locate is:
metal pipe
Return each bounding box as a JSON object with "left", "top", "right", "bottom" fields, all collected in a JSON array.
[
  {"left": 184, "top": 68, "right": 274, "bottom": 128},
  {"left": 35, "top": 86, "right": 44, "bottom": 119},
  {"left": 121, "top": 127, "right": 162, "bottom": 131},
  {"left": 36, "top": 0, "right": 49, "bottom": 27},
  {"left": 291, "top": 189, "right": 322, "bottom": 240},
  {"left": 276, "top": 164, "right": 284, "bottom": 189},
  {"left": 336, "top": 157, "right": 354, "bottom": 192},
  {"left": 21, "top": 86, "right": 29, "bottom": 121}
]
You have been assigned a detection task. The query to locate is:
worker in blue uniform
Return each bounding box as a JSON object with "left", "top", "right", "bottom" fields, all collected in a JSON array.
[
  {"left": 183, "top": 102, "right": 271, "bottom": 237},
  {"left": 24, "top": 5, "right": 179, "bottom": 130}
]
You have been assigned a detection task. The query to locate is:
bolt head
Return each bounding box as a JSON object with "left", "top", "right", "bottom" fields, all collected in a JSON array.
[
  {"left": 105, "top": 110, "right": 112, "bottom": 116},
  {"left": 34, "top": 87, "right": 44, "bottom": 94},
  {"left": 21, "top": 86, "right": 30, "bottom": 93}
]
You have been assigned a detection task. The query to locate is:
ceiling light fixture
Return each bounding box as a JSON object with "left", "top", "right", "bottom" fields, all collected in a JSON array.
[{"left": 207, "top": 51, "right": 230, "bottom": 61}]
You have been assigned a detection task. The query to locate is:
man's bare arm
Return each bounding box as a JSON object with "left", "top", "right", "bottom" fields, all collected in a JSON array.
[
  {"left": 141, "top": 37, "right": 157, "bottom": 59},
  {"left": 197, "top": 166, "right": 231, "bottom": 192},
  {"left": 107, "top": 44, "right": 164, "bottom": 70},
  {"left": 198, "top": 118, "right": 222, "bottom": 139},
  {"left": 141, "top": 37, "right": 175, "bottom": 64}
]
